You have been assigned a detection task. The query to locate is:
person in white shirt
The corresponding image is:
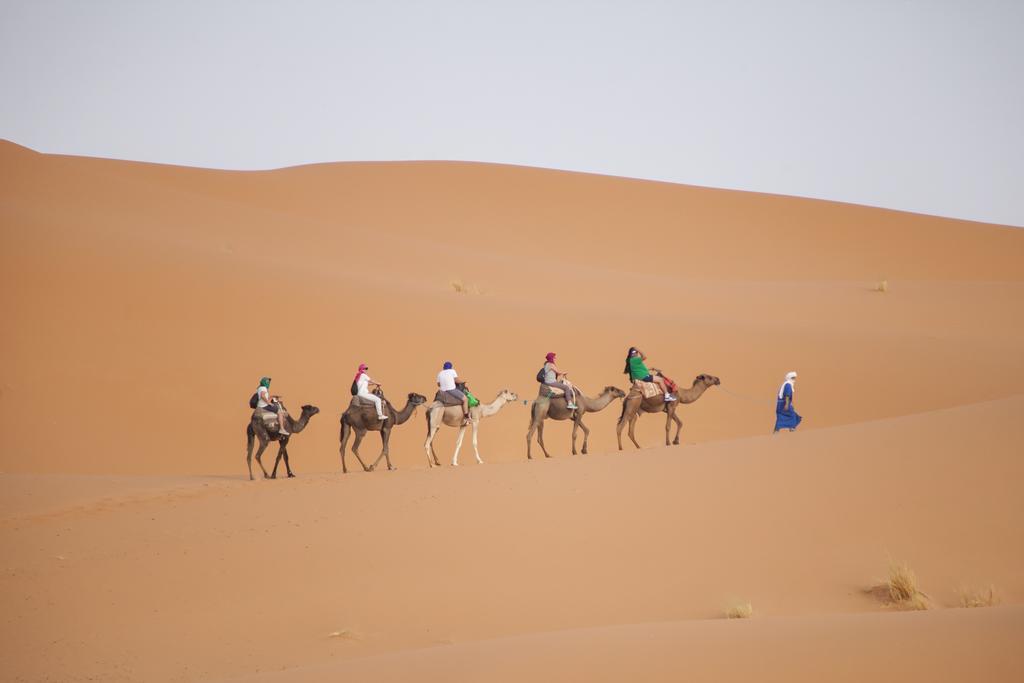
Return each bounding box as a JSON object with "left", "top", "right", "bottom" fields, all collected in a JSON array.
[
  {"left": 256, "top": 376, "right": 289, "bottom": 435},
  {"left": 354, "top": 363, "right": 388, "bottom": 421},
  {"left": 437, "top": 361, "right": 469, "bottom": 421}
]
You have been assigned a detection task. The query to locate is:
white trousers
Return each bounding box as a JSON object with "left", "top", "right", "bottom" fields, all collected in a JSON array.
[{"left": 358, "top": 391, "right": 385, "bottom": 418}]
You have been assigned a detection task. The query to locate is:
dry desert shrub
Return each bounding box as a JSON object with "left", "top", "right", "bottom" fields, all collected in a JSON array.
[
  {"left": 875, "top": 279, "right": 889, "bottom": 292},
  {"left": 449, "top": 278, "right": 482, "bottom": 295},
  {"left": 958, "top": 585, "right": 999, "bottom": 608},
  {"left": 724, "top": 600, "right": 753, "bottom": 619},
  {"left": 885, "top": 561, "right": 930, "bottom": 610}
]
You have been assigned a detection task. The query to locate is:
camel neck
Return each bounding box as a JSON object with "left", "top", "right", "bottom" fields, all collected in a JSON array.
[
  {"left": 678, "top": 382, "right": 709, "bottom": 404},
  {"left": 480, "top": 395, "right": 509, "bottom": 418},
  {"left": 581, "top": 391, "right": 618, "bottom": 411},
  {"left": 393, "top": 400, "right": 419, "bottom": 425}
]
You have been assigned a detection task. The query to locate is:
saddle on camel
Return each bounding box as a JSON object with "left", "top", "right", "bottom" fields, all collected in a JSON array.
[
  {"left": 631, "top": 368, "right": 679, "bottom": 400},
  {"left": 253, "top": 403, "right": 289, "bottom": 431},
  {"left": 624, "top": 347, "right": 678, "bottom": 403},
  {"left": 432, "top": 382, "right": 479, "bottom": 409},
  {"left": 351, "top": 386, "right": 391, "bottom": 411},
  {"left": 249, "top": 376, "right": 290, "bottom": 434},
  {"left": 536, "top": 351, "right": 579, "bottom": 410},
  {"left": 535, "top": 375, "right": 583, "bottom": 408}
]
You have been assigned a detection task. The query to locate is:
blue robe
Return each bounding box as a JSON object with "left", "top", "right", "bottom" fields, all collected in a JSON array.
[{"left": 774, "top": 383, "right": 802, "bottom": 432}]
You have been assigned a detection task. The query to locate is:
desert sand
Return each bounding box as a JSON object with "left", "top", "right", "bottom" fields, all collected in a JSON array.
[{"left": 1, "top": 140, "right": 1022, "bottom": 681}]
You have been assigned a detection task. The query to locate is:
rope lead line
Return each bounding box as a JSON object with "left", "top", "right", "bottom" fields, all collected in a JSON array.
[{"left": 719, "top": 387, "right": 773, "bottom": 404}]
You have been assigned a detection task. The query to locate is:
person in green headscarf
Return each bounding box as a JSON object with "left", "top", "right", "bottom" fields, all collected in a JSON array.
[{"left": 255, "top": 376, "right": 289, "bottom": 435}]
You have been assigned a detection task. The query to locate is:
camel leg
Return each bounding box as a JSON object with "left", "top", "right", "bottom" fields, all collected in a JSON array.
[
  {"left": 665, "top": 411, "right": 672, "bottom": 446},
  {"left": 246, "top": 425, "right": 256, "bottom": 480},
  {"left": 628, "top": 413, "right": 642, "bottom": 449},
  {"left": 281, "top": 441, "right": 295, "bottom": 478},
  {"left": 575, "top": 417, "right": 591, "bottom": 455},
  {"left": 339, "top": 422, "right": 351, "bottom": 474},
  {"left": 372, "top": 428, "right": 396, "bottom": 471},
  {"left": 536, "top": 421, "right": 552, "bottom": 458},
  {"left": 616, "top": 401, "right": 633, "bottom": 451},
  {"left": 254, "top": 438, "right": 271, "bottom": 479},
  {"left": 424, "top": 413, "right": 443, "bottom": 468},
  {"left": 270, "top": 440, "right": 287, "bottom": 478},
  {"left": 351, "top": 430, "right": 372, "bottom": 472},
  {"left": 526, "top": 404, "right": 540, "bottom": 460},
  {"left": 671, "top": 409, "right": 683, "bottom": 445},
  {"left": 452, "top": 425, "right": 468, "bottom": 466},
  {"left": 431, "top": 438, "right": 442, "bottom": 467},
  {"left": 471, "top": 420, "right": 483, "bottom": 464}
]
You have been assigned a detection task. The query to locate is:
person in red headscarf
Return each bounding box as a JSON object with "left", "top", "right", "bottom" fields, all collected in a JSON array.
[
  {"left": 353, "top": 363, "right": 387, "bottom": 421},
  {"left": 541, "top": 352, "right": 578, "bottom": 410}
]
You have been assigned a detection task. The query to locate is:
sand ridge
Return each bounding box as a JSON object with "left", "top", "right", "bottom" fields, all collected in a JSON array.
[{"left": 1, "top": 142, "right": 1022, "bottom": 681}]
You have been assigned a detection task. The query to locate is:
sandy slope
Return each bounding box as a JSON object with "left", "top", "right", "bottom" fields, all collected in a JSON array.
[
  {"left": 1, "top": 142, "right": 1023, "bottom": 681},
  {"left": 2, "top": 396, "right": 1022, "bottom": 681},
  {"left": 230, "top": 607, "right": 1024, "bottom": 683},
  {"left": 2, "top": 140, "right": 1023, "bottom": 476}
]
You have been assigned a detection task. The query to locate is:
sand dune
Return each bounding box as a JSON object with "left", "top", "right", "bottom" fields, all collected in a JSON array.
[
  {"left": 1, "top": 141, "right": 1022, "bottom": 681},
  {"left": 2, "top": 396, "right": 1022, "bottom": 681},
  {"left": 2, "top": 140, "right": 1023, "bottom": 476}
]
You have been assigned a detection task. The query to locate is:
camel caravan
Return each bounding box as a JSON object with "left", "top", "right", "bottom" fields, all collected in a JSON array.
[{"left": 244, "top": 348, "right": 721, "bottom": 479}]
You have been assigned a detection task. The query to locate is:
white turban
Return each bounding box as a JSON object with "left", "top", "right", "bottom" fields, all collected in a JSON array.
[{"left": 779, "top": 371, "right": 798, "bottom": 399}]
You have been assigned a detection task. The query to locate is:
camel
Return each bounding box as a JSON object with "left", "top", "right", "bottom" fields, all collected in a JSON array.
[
  {"left": 617, "top": 374, "right": 720, "bottom": 450},
  {"left": 245, "top": 402, "right": 321, "bottom": 480},
  {"left": 526, "top": 385, "right": 625, "bottom": 459},
  {"left": 424, "top": 389, "right": 518, "bottom": 467},
  {"left": 339, "top": 390, "right": 428, "bottom": 473}
]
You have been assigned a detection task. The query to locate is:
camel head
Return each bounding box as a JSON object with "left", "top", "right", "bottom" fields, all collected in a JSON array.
[
  {"left": 499, "top": 389, "right": 518, "bottom": 402},
  {"left": 407, "top": 393, "right": 428, "bottom": 406},
  {"left": 603, "top": 386, "right": 627, "bottom": 399},
  {"left": 300, "top": 404, "right": 321, "bottom": 416},
  {"left": 694, "top": 374, "right": 721, "bottom": 387}
]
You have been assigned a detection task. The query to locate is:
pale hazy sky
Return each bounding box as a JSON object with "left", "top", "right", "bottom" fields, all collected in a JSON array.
[{"left": 2, "top": 1, "right": 1022, "bottom": 226}]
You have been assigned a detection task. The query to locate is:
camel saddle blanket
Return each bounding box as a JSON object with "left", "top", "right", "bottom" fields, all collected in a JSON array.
[
  {"left": 433, "top": 390, "right": 465, "bottom": 407},
  {"left": 255, "top": 410, "right": 281, "bottom": 430},
  {"left": 633, "top": 380, "right": 661, "bottom": 399},
  {"left": 540, "top": 385, "right": 577, "bottom": 400},
  {"left": 352, "top": 395, "right": 388, "bottom": 409}
]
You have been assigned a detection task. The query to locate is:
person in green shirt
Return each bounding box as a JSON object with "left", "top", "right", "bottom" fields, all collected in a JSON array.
[{"left": 624, "top": 347, "right": 676, "bottom": 401}]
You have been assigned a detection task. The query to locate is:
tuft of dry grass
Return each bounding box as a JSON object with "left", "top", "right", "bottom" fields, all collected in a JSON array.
[
  {"left": 449, "top": 278, "right": 482, "bottom": 295},
  {"left": 875, "top": 279, "right": 889, "bottom": 292},
  {"left": 958, "top": 585, "right": 999, "bottom": 608},
  {"left": 887, "top": 562, "right": 918, "bottom": 602},
  {"left": 724, "top": 600, "right": 753, "bottom": 619},
  {"left": 882, "top": 561, "right": 930, "bottom": 610}
]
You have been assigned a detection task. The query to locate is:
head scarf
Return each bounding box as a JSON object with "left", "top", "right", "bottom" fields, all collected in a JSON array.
[
  {"left": 259, "top": 376, "right": 271, "bottom": 388},
  {"left": 779, "top": 371, "right": 798, "bottom": 399},
  {"left": 443, "top": 361, "right": 453, "bottom": 370},
  {"left": 545, "top": 352, "right": 556, "bottom": 363},
  {"left": 353, "top": 364, "right": 368, "bottom": 385}
]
